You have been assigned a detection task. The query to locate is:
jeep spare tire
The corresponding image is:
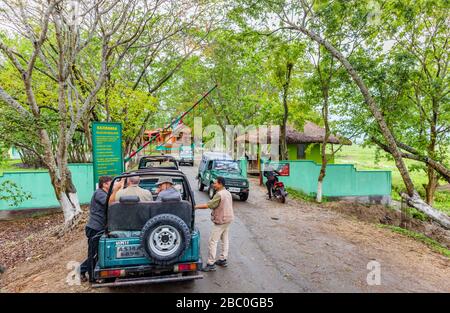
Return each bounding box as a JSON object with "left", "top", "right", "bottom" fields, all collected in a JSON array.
[{"left": 140, "top": 214, "right": 191, "bottom": 265}]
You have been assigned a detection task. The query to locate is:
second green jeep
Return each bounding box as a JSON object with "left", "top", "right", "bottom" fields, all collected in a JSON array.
[{"left": 197, "top": 152, "right": 249, "bottom": 201}]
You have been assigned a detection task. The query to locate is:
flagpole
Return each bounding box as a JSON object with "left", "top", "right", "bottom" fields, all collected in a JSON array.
[{"left": 123, "top": 84, "right": 218, "bottom": 164}]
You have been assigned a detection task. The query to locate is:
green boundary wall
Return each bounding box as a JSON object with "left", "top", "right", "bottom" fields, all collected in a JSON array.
[
  {"left": 262, "top": 160, "right": 391, "bottom": 197},
  {"left": 1, "top": 160, "right": 390, "bottom": 211},
  {"left": 0, "top": 164, "right": 93, "bottom": 211}
]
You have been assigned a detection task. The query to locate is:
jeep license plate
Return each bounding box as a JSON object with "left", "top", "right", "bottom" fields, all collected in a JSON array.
[
  {"left": 116, "top": 244, "right": 144, "bottom": 258},
  {"left": 228, "top": 187, "right": 240, "bottom": 193}
]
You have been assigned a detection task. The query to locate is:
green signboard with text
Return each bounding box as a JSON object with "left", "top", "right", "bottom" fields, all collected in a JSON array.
[{"left": 92, "top": 122, "right": 123, "bottom": 190}]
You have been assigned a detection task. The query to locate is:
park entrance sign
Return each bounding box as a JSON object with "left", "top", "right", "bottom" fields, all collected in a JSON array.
[{"left": 92, "top": 122, "right": 124, "bottom": 190}]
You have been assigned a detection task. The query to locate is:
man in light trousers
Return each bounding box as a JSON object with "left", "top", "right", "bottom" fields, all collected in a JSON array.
[{"left": 195, "top": 176, "right": 234, "bottom": 271}]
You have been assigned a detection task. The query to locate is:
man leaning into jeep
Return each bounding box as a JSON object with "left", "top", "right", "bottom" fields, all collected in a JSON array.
[
  {"left": 195, "top": 176, "right": 234, "bottom": 271},
  {"left": 81, "top": 175, "right": 122, "bottom": 282}
]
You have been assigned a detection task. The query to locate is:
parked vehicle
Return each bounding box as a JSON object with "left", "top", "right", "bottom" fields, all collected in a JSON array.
[
  {"left": 197, "top": 152, "right": 249, "bottom": 201},
  {"left": 138, "top": 155, "right": 179, "bottom": 170},
  {"left": 92, "top": 169, "right": 202, "bottom": 288},
  {"left": 270, "top": 173, "right": 288, "bottom": 203},
  {"left": 178, "top": 146, "right": 194, "bottom": 166}
]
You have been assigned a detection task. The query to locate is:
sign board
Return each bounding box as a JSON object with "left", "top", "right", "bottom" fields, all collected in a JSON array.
[
  {"left": 92, "top": 122, "right": 123, "bottom": 190},
  {"left": 277, "top": 163, "right": 290, "bottom": 176},
  {"left": 265, "top": 162, "right": 290, "bottom": 176}
]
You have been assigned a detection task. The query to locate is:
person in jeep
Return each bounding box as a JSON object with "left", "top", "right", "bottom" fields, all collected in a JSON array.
[
  {"left": 195, "top": 176, "right": 234, "bottom": 271},
  {"left": 109, "top": 175, "right": 153, "bottom": 203},
  {"left": 155, "top": 177, "right": 182, "bottom": 201}
]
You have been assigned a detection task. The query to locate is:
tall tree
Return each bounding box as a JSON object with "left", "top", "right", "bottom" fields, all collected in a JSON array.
[
  {"left": 0, "top": 0, "right": 157, "bottom": 227},
  {"left": 266, "top": 38, "right": 303, "bottom": 160},
  {"left": 246, "top": 0, "right": 450, "bottom": 227},
  {"left": 380, "top": 0, "right": 449, "bottom": 205}
]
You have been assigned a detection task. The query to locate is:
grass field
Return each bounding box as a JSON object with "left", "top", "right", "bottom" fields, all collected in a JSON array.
[{"left": 334, "top": 145, "right": 450, "bottom": 215}]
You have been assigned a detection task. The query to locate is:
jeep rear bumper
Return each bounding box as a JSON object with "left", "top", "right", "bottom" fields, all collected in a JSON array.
[
  {"left": 92, "top": 272, "right": 203, "bottom": 288},
  {"left": 93, "top": 260, "right": 203, "bottom": 288}
]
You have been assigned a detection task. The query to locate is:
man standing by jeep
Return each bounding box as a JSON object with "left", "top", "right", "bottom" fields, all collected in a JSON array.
[
  {"left": 195, "top": 176, "right": 234, "bottom": 271},
  {"left": 80, "top": 176, "right": 122, "bottom": 282}
]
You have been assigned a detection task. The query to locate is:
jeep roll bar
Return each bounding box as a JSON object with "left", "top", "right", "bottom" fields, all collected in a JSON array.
[{"left": 104, "top": 170, "right": 196, "bottom": 232}]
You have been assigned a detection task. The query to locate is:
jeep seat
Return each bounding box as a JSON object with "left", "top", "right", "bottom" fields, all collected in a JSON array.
[{"left": 107, "top": 198, "right": 193, "bottom": 232}]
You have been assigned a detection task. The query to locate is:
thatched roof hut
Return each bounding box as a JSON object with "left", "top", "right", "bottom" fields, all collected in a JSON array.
[{"left": 236, "top": 121, "right": 352, "bottom": 145}]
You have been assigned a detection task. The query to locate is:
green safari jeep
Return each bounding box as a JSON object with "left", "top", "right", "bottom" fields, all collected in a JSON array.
[
  {"left": 197, "top": 152, "right": 249, "bottom": 201},
  {"left": 92, "top": 170, "right": 202, "bottom": 288}
]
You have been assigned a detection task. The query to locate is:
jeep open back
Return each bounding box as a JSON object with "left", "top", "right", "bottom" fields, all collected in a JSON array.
[
  {"left": 92, "top": 170, "right": 202, "bottom": 288},
  {"left": 138, "top": 155, "right": 179, "bottom": 170}
]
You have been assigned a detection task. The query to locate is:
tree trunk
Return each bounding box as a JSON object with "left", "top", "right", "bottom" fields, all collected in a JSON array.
[
  {"left": 401, "top": 191, "right": 450, "bottom": 229},
  {"left": 425, "top": 106, "right": 438, "bottom": 205},
  {"left": 425, "top": 167, "right": 438, "bottom": 205},
  {"left": 41, "top": 127, "right": 81, "bottom": 226},
  {"left": 18, "top": 148, "right": 45, "bottom": 168},
  {"left": 280, "top": 63, "right": 293, "bottom": 160},
  {"left": 280, "top": 124, "right": 288, "bottom": 160},
  {"left": 317, "top": 89, "right": 330, "bottom": 203},
  {"left": 46, "top": 165, "right": 82, "bottom": 225},
  {"left": 316, "top": 47, "right": 332, "bottom": 203},
  {"left": 58, "top": 191, "right": 82, "bottom": 225},
  {"left": 83, "top": 116, "right": 93, "bottom": 161},
  {"left": 372, "top": 137, "right": 450, "bottom": 184}
]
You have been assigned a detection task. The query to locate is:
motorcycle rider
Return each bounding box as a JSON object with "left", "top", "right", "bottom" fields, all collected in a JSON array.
[{"left": 263, "top": 162, "right": 280, "bottom": 200}]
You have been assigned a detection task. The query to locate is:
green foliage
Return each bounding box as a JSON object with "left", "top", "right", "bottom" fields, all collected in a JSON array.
[
  {"left": 97, "top": 82, "right": 158, "bottom": 152},
  {"left": 0, "top": 180, "right": 32, "bottom": 207}
]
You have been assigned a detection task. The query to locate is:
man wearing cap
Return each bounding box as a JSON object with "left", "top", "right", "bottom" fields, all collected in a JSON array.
[
  {"left": 110, "top": 175, "right": 153, "bottom": 203},
  {"left": 195, "top": 176, "right": 234, "bottom": 272},
  {"left": 155, "top": 177, "right": 182, "bottom": 201}
]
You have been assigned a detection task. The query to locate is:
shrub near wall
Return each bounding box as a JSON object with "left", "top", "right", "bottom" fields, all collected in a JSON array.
[{"left": 0, "top": 164, "right": 93, "bottom": 211}]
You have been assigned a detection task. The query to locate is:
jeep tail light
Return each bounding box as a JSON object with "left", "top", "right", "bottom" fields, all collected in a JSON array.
[
  {"left": 100, "top": 269, "right": 125, "bottom": 278},
  {"left": 174, "top": 263, "right": 197, "bottom": 272}
]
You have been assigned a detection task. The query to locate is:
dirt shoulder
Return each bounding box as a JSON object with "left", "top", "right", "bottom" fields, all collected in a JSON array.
[
  {"left": 0, "top": 209, "right": 92, "bottom": 292},
  {"left": 237, "top": 178, "right": 449, "bottom": 292}
]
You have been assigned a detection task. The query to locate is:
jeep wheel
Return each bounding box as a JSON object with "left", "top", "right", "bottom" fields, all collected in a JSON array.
[
  {"left": 140, "top": 214, "right": 191, "bottom": 265},
  {"left": 198, "top": 178, "right": 205, "bottom": 191},
  {"left": 239, "top": 193, "right": 249, "bottom": 201},
  {"left": 208, "top": 183, "right": 215, "bottom": 199}
]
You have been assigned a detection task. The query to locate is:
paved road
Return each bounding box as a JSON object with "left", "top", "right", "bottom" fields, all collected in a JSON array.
[{"left": 114, "top": 165, "right": 303, "bottom": 293}]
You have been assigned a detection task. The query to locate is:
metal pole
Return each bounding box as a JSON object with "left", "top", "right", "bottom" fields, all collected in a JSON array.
[{"left": 123, "top": 84, "right": 218, "bottom": 163}]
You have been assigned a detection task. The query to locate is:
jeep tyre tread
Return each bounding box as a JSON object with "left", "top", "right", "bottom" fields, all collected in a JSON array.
[
  {"left": 198, "top": 178, "right": 205, "bottom": 191},
  {"left": 239, "top": 193, "right": 249, "bottom": 201},
  {"left": 208, "top": 183, "right": 215, "bottom": 199},
  {"left": 140, "top": 214, "right": 191, "bottom": 265}
]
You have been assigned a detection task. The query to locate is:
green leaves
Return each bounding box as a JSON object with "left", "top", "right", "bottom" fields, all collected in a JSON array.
[{"left": 0, "top": 180, "right": 32, "bottom": 207}]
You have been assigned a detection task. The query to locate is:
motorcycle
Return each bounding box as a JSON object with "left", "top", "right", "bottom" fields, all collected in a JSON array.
[{"left": 270, "top": 174, "right": 288, "bottom": 203}]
